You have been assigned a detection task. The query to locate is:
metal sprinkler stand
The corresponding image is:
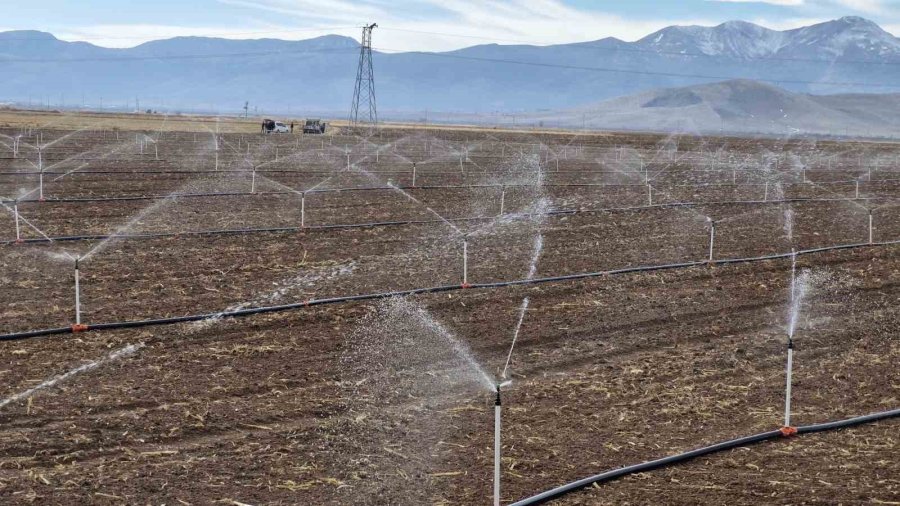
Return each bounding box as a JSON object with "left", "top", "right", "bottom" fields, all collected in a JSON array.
[
  {"left": 13, "top": 201, "right": 23, "bottom": 244},
  {"left": 707, "top": 219, "right": 716, "bottom": 264},
  {"left": 494, "top": 386, "right": 502, "bottom": 506},
  {"left": 74, "top": 257, "right": 83, "bottom": 327},
  {"left": 868, "top": 210, "right": 873, "bottom": 245},
  {"left": 784, "top": 338, "right": 794, "bottom": 428},
  {"left": 300, "top": 192, "right": 306, "bottom": 228},
  {"left": 462, "top": 235, "right": 470, "bottom": 288}
]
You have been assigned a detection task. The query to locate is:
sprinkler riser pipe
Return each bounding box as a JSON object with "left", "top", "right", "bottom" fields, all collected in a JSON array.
[
  {"left": 784, "top": 345, "right": 794, "bottom": 427},
  {"left": 74, "top": 261, "right": 81, "bottom": 325},
  {"left": 708, "top": 222, "right": 716, "bottom": 262},
  {"left": 412, "top": 164, "right": 417, "bottom": 187},
  {"left": 868, "top": 211, "right": 873, "bottom": 244},
  {"left": 13, "top": 204, "right": 21, "bottom": 241},
  {"left": 463, "top": 239, "right": 468, "bottom": 285},
  {"left": 494, "top": 392, "right": 502, "bottom": 506},
  {"left": 300, "top": 194, "right": 306, "bottom": 228},
  {"left": 499, "top": 188, "right": 506, "bottom": 216}
]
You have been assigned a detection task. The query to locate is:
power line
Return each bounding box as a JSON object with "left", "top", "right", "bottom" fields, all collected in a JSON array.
[
  {"left": 0, "top": 39, "right": 897, "bottom": 89},
  {"left": 378, "top": 26, "right": 900, "bottom": 67},
  {"left": 372, "top": 46, "right": 900, "bottom": 89},
  {"left": 5, "top": 23, "right": 900, "bottom": 67}
]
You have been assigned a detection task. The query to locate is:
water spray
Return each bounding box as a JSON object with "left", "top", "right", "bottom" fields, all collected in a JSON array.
[{"left": 502, "top": 298, "right": 530, "bottom": 379}]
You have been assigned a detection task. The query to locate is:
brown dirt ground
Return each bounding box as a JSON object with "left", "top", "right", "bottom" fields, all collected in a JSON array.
[{"left": 0, "top": 117, "right": 898, "bottom": 505}]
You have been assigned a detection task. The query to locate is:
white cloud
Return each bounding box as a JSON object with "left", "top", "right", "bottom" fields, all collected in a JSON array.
[
  {"left": 832, "top": 0, "right": 886, "bottom": 14},
  {"left": 216, "top": 0, "right": 719, "bottom": 50},
  {"left": 884, "top": 23, "right": 900, "bottom": 36},
  {"left": 28, "top": 0, "right": 900, "bottom": 52}
]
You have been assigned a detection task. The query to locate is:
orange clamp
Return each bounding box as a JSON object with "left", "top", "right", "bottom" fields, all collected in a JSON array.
[
  {"left": 71, "top": 323, "right": 89, "bottom": 333},
  {"left": 779, "top": 426, "right": 798, "bottom": 437}
]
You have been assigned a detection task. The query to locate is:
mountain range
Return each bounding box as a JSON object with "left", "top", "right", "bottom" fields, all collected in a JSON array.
[
  {"left": 0, "top": 16, "right": 898, "bottom": 116},
  {"left": 521, "top": 79, "right": 900, "bottom": 137}
]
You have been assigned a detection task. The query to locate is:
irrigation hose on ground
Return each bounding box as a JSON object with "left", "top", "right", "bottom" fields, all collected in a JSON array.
[
  {"left": 3, "top": 196, "right": 897, "bottom": 246},
  {"left": 509, "top": 407, "right": 900, "bottom": 505},
  {"left": 2, "top": 239, "right": 899, "bottom": 342},
  {"left": 3, "top": 177, "right": 900, "bottom": 205}
]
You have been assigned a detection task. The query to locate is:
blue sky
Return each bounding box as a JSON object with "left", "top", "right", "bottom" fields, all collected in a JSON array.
[{"left": 1, "top": 0, "right": 898, "bottom": 51}]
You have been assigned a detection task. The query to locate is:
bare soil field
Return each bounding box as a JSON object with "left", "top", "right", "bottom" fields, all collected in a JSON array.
[{"left": 0, "top": 112, "right": 897, "bottom": 505}]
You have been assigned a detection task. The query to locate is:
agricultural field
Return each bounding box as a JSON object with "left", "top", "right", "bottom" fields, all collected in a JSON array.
[{"left": 0, "top": 111, "right": 898, "bottom": 505}]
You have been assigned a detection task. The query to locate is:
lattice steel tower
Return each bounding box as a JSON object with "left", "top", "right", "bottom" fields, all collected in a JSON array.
[{"left": 350, "top": 23, "right": 378, "bottom": 127}]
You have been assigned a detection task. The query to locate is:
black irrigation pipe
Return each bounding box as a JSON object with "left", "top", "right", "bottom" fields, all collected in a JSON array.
[
  {"left": 3, "top": 178, "right": 900, "bottom": 205},
  {"left": 2, "top": 239, "right": 898, "bottom": 342},
  {"left": 4, "top": 186, "right": 900, "bottom": 207},
  {"left": 3, "top": 166, "right": 900, "bottom": 176},
  {"left": 509, "top": 407, "right": 900, "bottom": 506},
  {"left": 2, "top": 196, "right": 895, "bottom": 246}
]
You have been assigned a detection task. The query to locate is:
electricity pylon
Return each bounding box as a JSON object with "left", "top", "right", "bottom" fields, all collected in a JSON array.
[{"left": 350, "top": 23, "right": 378, "bottom": 128}]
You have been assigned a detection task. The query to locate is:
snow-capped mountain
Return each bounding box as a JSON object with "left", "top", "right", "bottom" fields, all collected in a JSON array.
[
  {"left": 635, "top": 17, "right": 900, "bottom": 60},
  {"left": 0, "top": 17, "right": 897, "bottom": 114},
  {"left": 636, "top": 20, "right": 787, "bottom": 58}
]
